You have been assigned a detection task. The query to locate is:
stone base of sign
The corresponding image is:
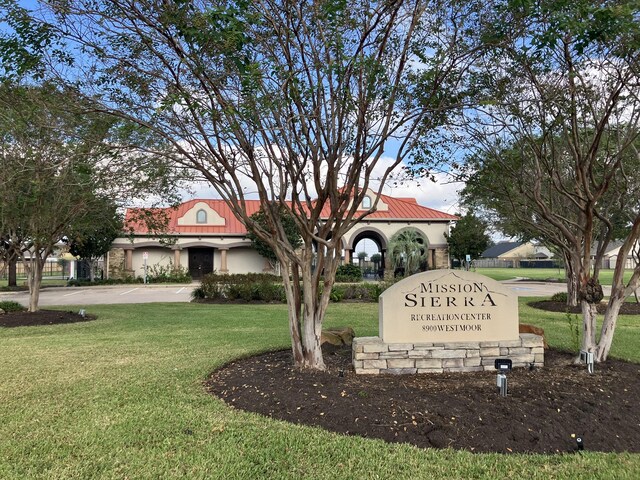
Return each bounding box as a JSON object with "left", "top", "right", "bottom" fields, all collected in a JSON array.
[{"left": 352, "top": 334, "right": 544, "bottom": 374}]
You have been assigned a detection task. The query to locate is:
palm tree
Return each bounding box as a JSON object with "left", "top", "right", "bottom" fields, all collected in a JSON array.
[
  {"left": 370, "top": 253, "right": 382, "bottom": 270},
  {"left": 388, "top": 229, "right": 428, "bottom": 276},
  {"left": 357, "top": 251, "right": 368, "bottom": 268}
]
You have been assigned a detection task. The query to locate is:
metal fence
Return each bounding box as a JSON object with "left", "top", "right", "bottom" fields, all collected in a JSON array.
[{"left": 0, "top": 260, "right": 66, "bottom": 279}]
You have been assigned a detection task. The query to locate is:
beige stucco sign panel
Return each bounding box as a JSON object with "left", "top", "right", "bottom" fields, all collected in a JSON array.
[{"left": 379, "top": 270, "right": 519, "bottom": 343}]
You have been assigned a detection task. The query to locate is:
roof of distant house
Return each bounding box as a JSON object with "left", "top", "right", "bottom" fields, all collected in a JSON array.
[
  {"left": 125, "top": 193, "right": 457, "bottom": 235},
  {"left": 481, "top": 242, "right": 524, "bottom": 258}
]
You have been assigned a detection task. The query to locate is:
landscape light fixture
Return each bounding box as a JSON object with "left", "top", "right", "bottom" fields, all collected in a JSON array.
[
  {"left": 494, "top": 359, "right": 512, "bottom": 397},
  {"left": 580, "top": 350, "right": 595, "bottom": 374},
  {"left": 79, "top": 309, "right": 86, "bottom": 318},
  {"left": 576, "top": 436, "right": 584, "bottom": 451}
]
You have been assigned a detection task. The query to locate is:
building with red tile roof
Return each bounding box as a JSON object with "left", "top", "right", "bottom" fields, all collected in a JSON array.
[{"left": 108, "top": 189, "right": 457, "bottom": 279}]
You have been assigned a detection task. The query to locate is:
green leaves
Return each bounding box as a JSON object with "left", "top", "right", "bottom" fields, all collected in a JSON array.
[{"left": 446, "top": 212, "right": 490, "bottom": 262}]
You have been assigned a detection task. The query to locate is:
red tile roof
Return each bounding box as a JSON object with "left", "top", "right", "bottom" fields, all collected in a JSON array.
[{"left": 125, "top": 194, "right": 457, "bottom": 235}]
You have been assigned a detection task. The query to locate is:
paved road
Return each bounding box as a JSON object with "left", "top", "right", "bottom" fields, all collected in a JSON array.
[{"left": 0, "top": 280, "right": 583, "bottom": 308}]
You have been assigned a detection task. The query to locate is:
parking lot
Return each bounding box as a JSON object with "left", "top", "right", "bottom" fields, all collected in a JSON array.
[{"left": 0, "top": 284, "right": 196, "bottom": 307}]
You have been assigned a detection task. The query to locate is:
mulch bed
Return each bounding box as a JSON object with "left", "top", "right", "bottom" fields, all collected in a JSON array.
[
  {"left": 0, "top": 310, "right": 95, "bottom": 327},
  {"left": 206, "top": 344, "right": 640, "bottom": 454}
]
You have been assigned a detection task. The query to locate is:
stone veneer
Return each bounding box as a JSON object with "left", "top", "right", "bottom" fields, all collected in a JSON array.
[{"left": 353, "top": 334, "right": 544, "bottom": 374}]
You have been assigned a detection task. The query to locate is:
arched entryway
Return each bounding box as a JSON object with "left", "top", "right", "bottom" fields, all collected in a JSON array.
[{"left": 346, "top": 228, "right": 388, "bottom": 279}]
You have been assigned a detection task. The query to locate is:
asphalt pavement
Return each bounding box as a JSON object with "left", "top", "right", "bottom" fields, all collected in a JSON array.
[
  {"left": 0, "top": 283, "right": 196, "bottom": 307},
  {"left": 0, "top": 279, "right": 579, "bottom": 308}
]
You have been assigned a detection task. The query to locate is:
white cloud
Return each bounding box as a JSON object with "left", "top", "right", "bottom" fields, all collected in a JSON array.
[
  {"left": 176, "top": 151, "right": 462, "bottom": 215},
  {"left": 379, "top": 173, "right": 462, "bottom": 214}
]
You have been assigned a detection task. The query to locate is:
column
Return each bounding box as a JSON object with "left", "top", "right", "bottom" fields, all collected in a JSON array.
[
  {"left": 344, "top": 249, "right": 351, "bottom": 264},
  {"left": 220, "top": 248, "right": 229, "bottom": 273},
  {"left": 125, "top": 248, "right": 133, "bottom": 271},
  {"left": 173, "top": 248, "right": 181, "bottom": 270}
]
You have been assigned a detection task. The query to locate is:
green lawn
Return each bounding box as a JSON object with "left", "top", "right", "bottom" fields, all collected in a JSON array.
[
  {"left": 476, "top": 267, "right": 634, "bottom": 285},
  {"left": 1, "top": 302, "right": 639, "bottom": 479},
  {"left": 0, "top": 278, "right": 68, "bottom": 289}
]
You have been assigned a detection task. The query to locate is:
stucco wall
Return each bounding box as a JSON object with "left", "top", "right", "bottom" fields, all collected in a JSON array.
[
  {"left": 131, "top": 247, "right": 174, "bottom": 277},
  {"left": 226, "top": 247, "right": 268, "bottom": 274}
]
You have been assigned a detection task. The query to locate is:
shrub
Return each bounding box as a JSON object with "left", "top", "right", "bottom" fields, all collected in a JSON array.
[
  {"left": 328, "top": 282, "right": 389, "bottom": 302},
  {"left": 551, "top": 292, "right": 568, "bottom": 303},
  {"left": 335, "top": 263, "right": 362, "bottom": 282},
  {"left": 198, "top": 272, "right": 285, "bottom": 302},
  {"left": 196, "top": 272, "right": 389, "bottom": 303},
  {"left": 191, "top": 287, "right": 206, "bottom": 300},
  {"left": 146, "top": 263, "right": 192, "bottom": 283},
  {"left": 329, "top": 286, "right": 345, "bottom": 302},
  {"left": 0, "top": 300, "right": 26, "bottom": 312},
  {"left": 67, "top": 277, "right": 142, "bottom": 287}
]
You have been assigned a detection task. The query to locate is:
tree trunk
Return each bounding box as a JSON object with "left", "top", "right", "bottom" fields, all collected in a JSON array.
[
  {"left": 578, "top": 299, "right": 597, "bottom": 362},
  {"left": 27, "top": 256, "right": 45, "bottom": 312},
  {"left": 89, "top": 259, "right": 96, "bottom": 282},
  {"left": 564, "top": 253, "right": 579, "bottom": 307},
  {"left": 596, "top": 294, "right": 625, "bottom": 362},
  {"left": 277, "top": 239, "right": 344, "bottom": 371},
  {"left": 8, "top": 254, "right": 17, "bottom": 287},
  {"left": 280, "top": 260, "right": 304, "bottom": 366}
]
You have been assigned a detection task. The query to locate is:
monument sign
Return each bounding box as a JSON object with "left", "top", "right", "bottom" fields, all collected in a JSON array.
[
  {"left": 379, "top": 270, "right": 519, "bottom": 343},
  {"left": 353, "top": 269, "right": 544, "bottom": 374}
]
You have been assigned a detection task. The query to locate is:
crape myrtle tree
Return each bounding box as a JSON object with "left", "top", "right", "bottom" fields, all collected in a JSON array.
[
  {"left": 36, "top": 0, "right": 487, "bottom": 369},
  {"left": 0, "top": 81, "right": 183, "bottom": 311},
  {"left": 449, "top": 0, "right": 640, "bottom": 361},
  {"left": 461, "top": 140, "right": 640, "bottom": 306},
  {"left": 445, "top": 211, "right": 490, "bottom": 268}
]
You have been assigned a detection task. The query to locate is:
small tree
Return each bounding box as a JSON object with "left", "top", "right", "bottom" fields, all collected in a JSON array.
[
  {"left": 449, "top": 0, "right": 640, "bottom": 361},
  {"left": 370, "top": 253, "right": 382, "bottom": 273},
  {"left": 65, "top": 199, "right": 122, "bottom": 282},
  {"left": 0, "top": 81, "right": 182, "bottom": 311},
  {"left": 357, "top": 251, "right": 368, "bottom": 268},
  {"left": 446, "top": 212, "right": 490, "bottom": 268}
]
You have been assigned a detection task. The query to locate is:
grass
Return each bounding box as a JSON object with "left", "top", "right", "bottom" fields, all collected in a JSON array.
[
  {"left": 0, "top": 301, "right": 639, "bottom": 479},
  {"left": 0, "top": 278, "right": 68, "bottom": 289},
  {"left": 476, "top": 267, "right": 634, "bottom": 285}
]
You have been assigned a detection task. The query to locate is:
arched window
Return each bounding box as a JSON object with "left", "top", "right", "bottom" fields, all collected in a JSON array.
[
  {"left": 196, "top": 209, "right": 207, "bottom": 224},
  {"left": 362, "top": 195, "right": 372, "bottom": 209}
]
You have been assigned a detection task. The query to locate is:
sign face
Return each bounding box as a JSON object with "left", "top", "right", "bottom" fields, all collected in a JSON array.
[
  {"left": 143, "top": 251, "right": 149, "bottom": 260},
  {"left": 379, "top": 270, "right": 519, "bottom": 343}
]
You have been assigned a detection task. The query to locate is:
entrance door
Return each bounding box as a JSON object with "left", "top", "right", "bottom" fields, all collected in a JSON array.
[{"left": 188, "top": 247, "right": 214, "bottom": 279}]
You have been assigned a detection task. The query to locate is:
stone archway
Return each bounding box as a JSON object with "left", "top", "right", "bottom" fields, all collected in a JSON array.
[{"left": 347, "top": 227, "right": 388, "bottom": 279}]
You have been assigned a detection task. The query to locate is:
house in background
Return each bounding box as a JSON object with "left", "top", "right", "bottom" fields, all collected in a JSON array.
[
  {"left": 478, "top": 241, "right": 554, "bottom": 268},
  {"left": 107, "top": 189, "right": 458, "bottom": 280},
  {"left": 598, "top": 241, "right": 640, "bottom": 270}
]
